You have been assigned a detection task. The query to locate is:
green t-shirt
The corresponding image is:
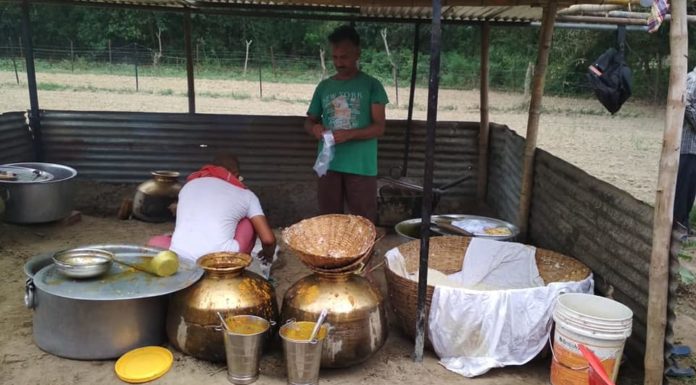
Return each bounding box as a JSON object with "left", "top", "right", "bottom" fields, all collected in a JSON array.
[{"left": 307, "top": 72, "right": 389, "bottom": 176}]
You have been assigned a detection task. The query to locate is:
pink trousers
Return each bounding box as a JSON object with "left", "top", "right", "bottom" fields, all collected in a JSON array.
[{"left": 147, "top": 218, "right": 257, "bottom": 254}]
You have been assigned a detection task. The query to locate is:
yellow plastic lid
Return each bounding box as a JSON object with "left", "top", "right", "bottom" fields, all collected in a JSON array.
[{"left": 115, "top": 346, "right": 173, "bottom": 383}]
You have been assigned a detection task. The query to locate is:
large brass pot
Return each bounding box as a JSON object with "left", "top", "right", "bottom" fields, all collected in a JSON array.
[
  {"left": 166, "top": 252, "right": 278, "bottom": 362},
  {"left": 133, "top": 170, "right": 182, "bottom": 222},
  {"left": 281, "top": 271, "right": 388, "bottom": 368}
]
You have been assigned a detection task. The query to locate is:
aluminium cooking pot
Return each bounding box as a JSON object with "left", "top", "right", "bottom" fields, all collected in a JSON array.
[
  {"left": 0, "top": 162, "right": 77, "bottom": 223},
  {"left": 23, "top": 244, "right": 203, "bottom": 360}
]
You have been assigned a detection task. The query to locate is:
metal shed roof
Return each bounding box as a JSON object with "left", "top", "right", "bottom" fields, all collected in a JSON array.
[{"left": 11, "top": 0, "right": 641, "bottom": 23}]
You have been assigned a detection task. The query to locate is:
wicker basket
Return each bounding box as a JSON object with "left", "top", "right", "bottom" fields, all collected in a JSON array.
[
  {"left": 282, "top": 214, "right": 377, "bottom": 269},
  {"left": 384, "top": 236, "right": 591, "bottom": 346}
]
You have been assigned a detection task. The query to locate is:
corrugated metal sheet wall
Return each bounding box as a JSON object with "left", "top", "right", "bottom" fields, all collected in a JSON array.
[
  {"left": 486, "top": 124, "right": 665, "bottom": 366},
  {"left": 0, "top": 111, "right": 34, "bottom": 164},
  {"left": 529, "top": 149, "right": 655, "bottom": 361},
  {"left": 39, "top": 110, "right": 479, "bottom": 222},
  {"left": 486, "top": 123, "right": 524, "bottom": 226},
  {"left": 39, "top": 110, "right": 478, "bottom": 197}
]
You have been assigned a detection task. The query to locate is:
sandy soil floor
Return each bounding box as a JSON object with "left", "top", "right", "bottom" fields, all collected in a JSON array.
[
  {"left": 0, "top": 70, "right": 665, "bottom": 203},
  {"left": 0, "top": 70, "right": 687, "bottom": 384},
  {"left": 0, "top": 215, "right": 651, "bottom": 385}
]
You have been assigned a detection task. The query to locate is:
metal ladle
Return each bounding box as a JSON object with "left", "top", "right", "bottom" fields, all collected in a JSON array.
[{"left": 308, "top": 309, "right": 329, "bottom": 343}]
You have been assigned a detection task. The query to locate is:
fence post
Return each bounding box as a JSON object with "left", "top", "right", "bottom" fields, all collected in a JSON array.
[
  {"left": 133, "top": 44, "right": 139, "bottom": 91},
  {"left": 18, "top": 36, "right": 23, "bottom": 58},
  {"left": 12, "top": 56, "right": 19, "bottom": 84},
  {"left": 70, "top": 39, "right": 74, "bottom": 72},
  {"left": 108, "top": 39, "right": 112, "bottom": 67},
  {"left": 9, "top": 37, "right": 19, "bottom": 84},
  {"left": 270, "top": 46, "right": 277, "bottom": 77},
  {"left": 259, "top": 64, "right": 263, "bottom": 98}
]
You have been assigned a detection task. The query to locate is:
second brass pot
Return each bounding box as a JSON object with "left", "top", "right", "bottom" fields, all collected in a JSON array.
[{"left": 281, "top": 272, "right": 388, "bottom": 368}]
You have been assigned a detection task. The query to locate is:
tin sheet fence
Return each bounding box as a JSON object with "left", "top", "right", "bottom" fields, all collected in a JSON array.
[{"left": 0, "top": 111, "right": 33, "bottom": 164}]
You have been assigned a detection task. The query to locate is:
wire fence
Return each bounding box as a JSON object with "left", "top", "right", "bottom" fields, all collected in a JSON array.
[{"left": 0, "top": 42, "right": 665, "bottom": 103}]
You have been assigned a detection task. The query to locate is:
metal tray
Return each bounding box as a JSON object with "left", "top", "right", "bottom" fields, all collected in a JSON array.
[
  {"left": 30, "top": 244, "right": 203, "bottom": 301},
  {"left": 395, "top": 214, "right": 519, "bottom": 241}
]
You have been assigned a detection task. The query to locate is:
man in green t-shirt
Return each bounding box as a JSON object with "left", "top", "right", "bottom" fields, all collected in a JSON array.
[{"left": 304, "top": 25, "right": 389, "bottom": 223}]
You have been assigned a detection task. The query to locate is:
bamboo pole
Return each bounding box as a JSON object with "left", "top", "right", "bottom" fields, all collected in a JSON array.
[
  {"left": 644, "top": 0, "right": 688, "bottom": 384},
  {"left": 517, "top": 2, "right": 557, "bottom": 238},
  {"left": 477, "top": 21, "right": 491, "bottom": 201}
]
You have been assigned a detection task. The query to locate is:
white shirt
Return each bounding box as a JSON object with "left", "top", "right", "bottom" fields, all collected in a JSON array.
[{"left": 170, "top": 177, "right": 264, "bottom": 261}]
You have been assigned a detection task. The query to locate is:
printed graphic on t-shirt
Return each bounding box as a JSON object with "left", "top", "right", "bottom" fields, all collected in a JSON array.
[{"left": 323, "top": 92, "right": 362, "bottom": 130}]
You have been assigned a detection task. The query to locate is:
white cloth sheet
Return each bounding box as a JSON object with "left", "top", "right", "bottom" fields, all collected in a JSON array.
[{"left": 385, "top": 238, "right": 593, "bottom": 377}]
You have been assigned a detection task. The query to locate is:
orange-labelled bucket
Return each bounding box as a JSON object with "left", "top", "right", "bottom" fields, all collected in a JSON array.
[{"left": 550, "top": 293, "right": 632, "bottom": 385}]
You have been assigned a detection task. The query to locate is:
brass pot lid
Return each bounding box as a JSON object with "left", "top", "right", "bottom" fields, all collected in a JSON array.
[{"left": 30, "top": 244, "right": 203, "bottom": 301}]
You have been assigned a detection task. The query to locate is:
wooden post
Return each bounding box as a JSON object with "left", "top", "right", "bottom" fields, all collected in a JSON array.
[
  {"left": 70, "top": 39, "right": 74, "bottom": 72},
  {"left": 10, "top": 37, "right": 19, "bottom": 84},
  {"left": 319, "top": 48, "right": 326, "bottom": 80},
  {"left": 524, "top": 62, "right": 534, "bottom": 99},
  {"left": 517, "top": 2, "right": 558, "bottom": 239},
  {"left": 477, "top": 21, "right": 491, "bottom": 202},
  {"left": 12, "top": 56, "right": 19, "bottom": 84},
  {"left": 244, "top": 40, "right": 253, "bottom": 75},
  {"left": 258, "top": 64, "right": 263, "bottom": 98},
  {"left": 381, "top": 28, "right": 399, "bottom": 107},
  {"left": 108, "top": 39, "right": 112, "bottom": 66},
  {"left": 644, "top": 1, "right": 688, "bottom": 384},
  {"left": 270, "top": 46, "right": 277, "bottom": 77}
]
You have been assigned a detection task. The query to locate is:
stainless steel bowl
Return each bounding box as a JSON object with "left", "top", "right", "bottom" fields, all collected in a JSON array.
[{"left": 52, "top": 248, "right": 114, "bottom": 279}]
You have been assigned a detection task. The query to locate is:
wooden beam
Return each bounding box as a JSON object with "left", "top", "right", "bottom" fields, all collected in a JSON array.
[
  {"left": 477, "top": 21, "right": 491, "bottom": 201},
  {"left": 644, "top": 0, "right": 688, "bottom": 384},
  {"left": 517, "top": 1, "right": 557, "bottom": 238}
]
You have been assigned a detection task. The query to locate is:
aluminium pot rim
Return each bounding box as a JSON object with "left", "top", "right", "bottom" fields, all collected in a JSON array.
[{"left": 1, "top": 162, "right": 77, "bottom": 184}]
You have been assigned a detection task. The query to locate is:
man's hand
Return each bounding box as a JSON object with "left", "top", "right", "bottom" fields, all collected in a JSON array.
[
  {"left": 332, "top": 129, "right": 355, "bottom": 144},
  {"left": 311, "top": 123, "right": 326, "bottom": 140},
  {"left": 257, "top": 249, "right": 274, "bottom": 264}
]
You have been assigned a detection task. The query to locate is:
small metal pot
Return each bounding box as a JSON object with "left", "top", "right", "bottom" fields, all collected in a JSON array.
[{"left": 0, "top": 162, "right": 77, "bottom": 223}]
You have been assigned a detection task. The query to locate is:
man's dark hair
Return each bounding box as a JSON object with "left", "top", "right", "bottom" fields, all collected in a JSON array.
[
  {"left": 213, "top": 152, "right": 239, "bottom": 173},
  {"left": 328, "top": 25, "right": 360, "bottom": 47}
]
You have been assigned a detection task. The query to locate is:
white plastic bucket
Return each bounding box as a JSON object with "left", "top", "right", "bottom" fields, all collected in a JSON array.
[{"left": 550, "top": 293, "right": 633, "bottom": 385}]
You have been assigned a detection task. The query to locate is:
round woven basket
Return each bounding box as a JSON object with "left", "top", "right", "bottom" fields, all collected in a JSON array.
[
  {"left": 282, "top": 214, "right": 377, "bottom": 269},
  {"left": 384, "top": 236, "right": 591, "bottom": 345}
]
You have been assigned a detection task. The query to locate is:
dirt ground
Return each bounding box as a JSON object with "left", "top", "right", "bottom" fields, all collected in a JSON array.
[
  {"left": 0, "top": 215, "right": 603, "bottom": 385},
  {"left": 0, "top": 70, "right": 689, "bottom": 384},
  {"left": 0, "top": 70, "right": 665, "bottom": 203}
]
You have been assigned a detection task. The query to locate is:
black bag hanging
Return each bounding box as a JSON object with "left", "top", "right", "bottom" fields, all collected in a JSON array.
[{"left": 587, "top": 26, "right": 633, "bottom": 114}]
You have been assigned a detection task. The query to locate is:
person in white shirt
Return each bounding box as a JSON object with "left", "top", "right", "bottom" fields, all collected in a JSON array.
[{"left": 149, "top": 153, "right": 276, "bottom": 263}]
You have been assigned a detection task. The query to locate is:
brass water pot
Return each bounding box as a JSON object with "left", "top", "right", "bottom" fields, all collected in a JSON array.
[
  {"left": 167, "top": 252, "right": 278, "bottom": 362},
  {"left": 281, "top": 271, "right": 388, "bottom": 368},
  {"left": 132, "top": 170, "right": 182, "bottom": 222}
]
